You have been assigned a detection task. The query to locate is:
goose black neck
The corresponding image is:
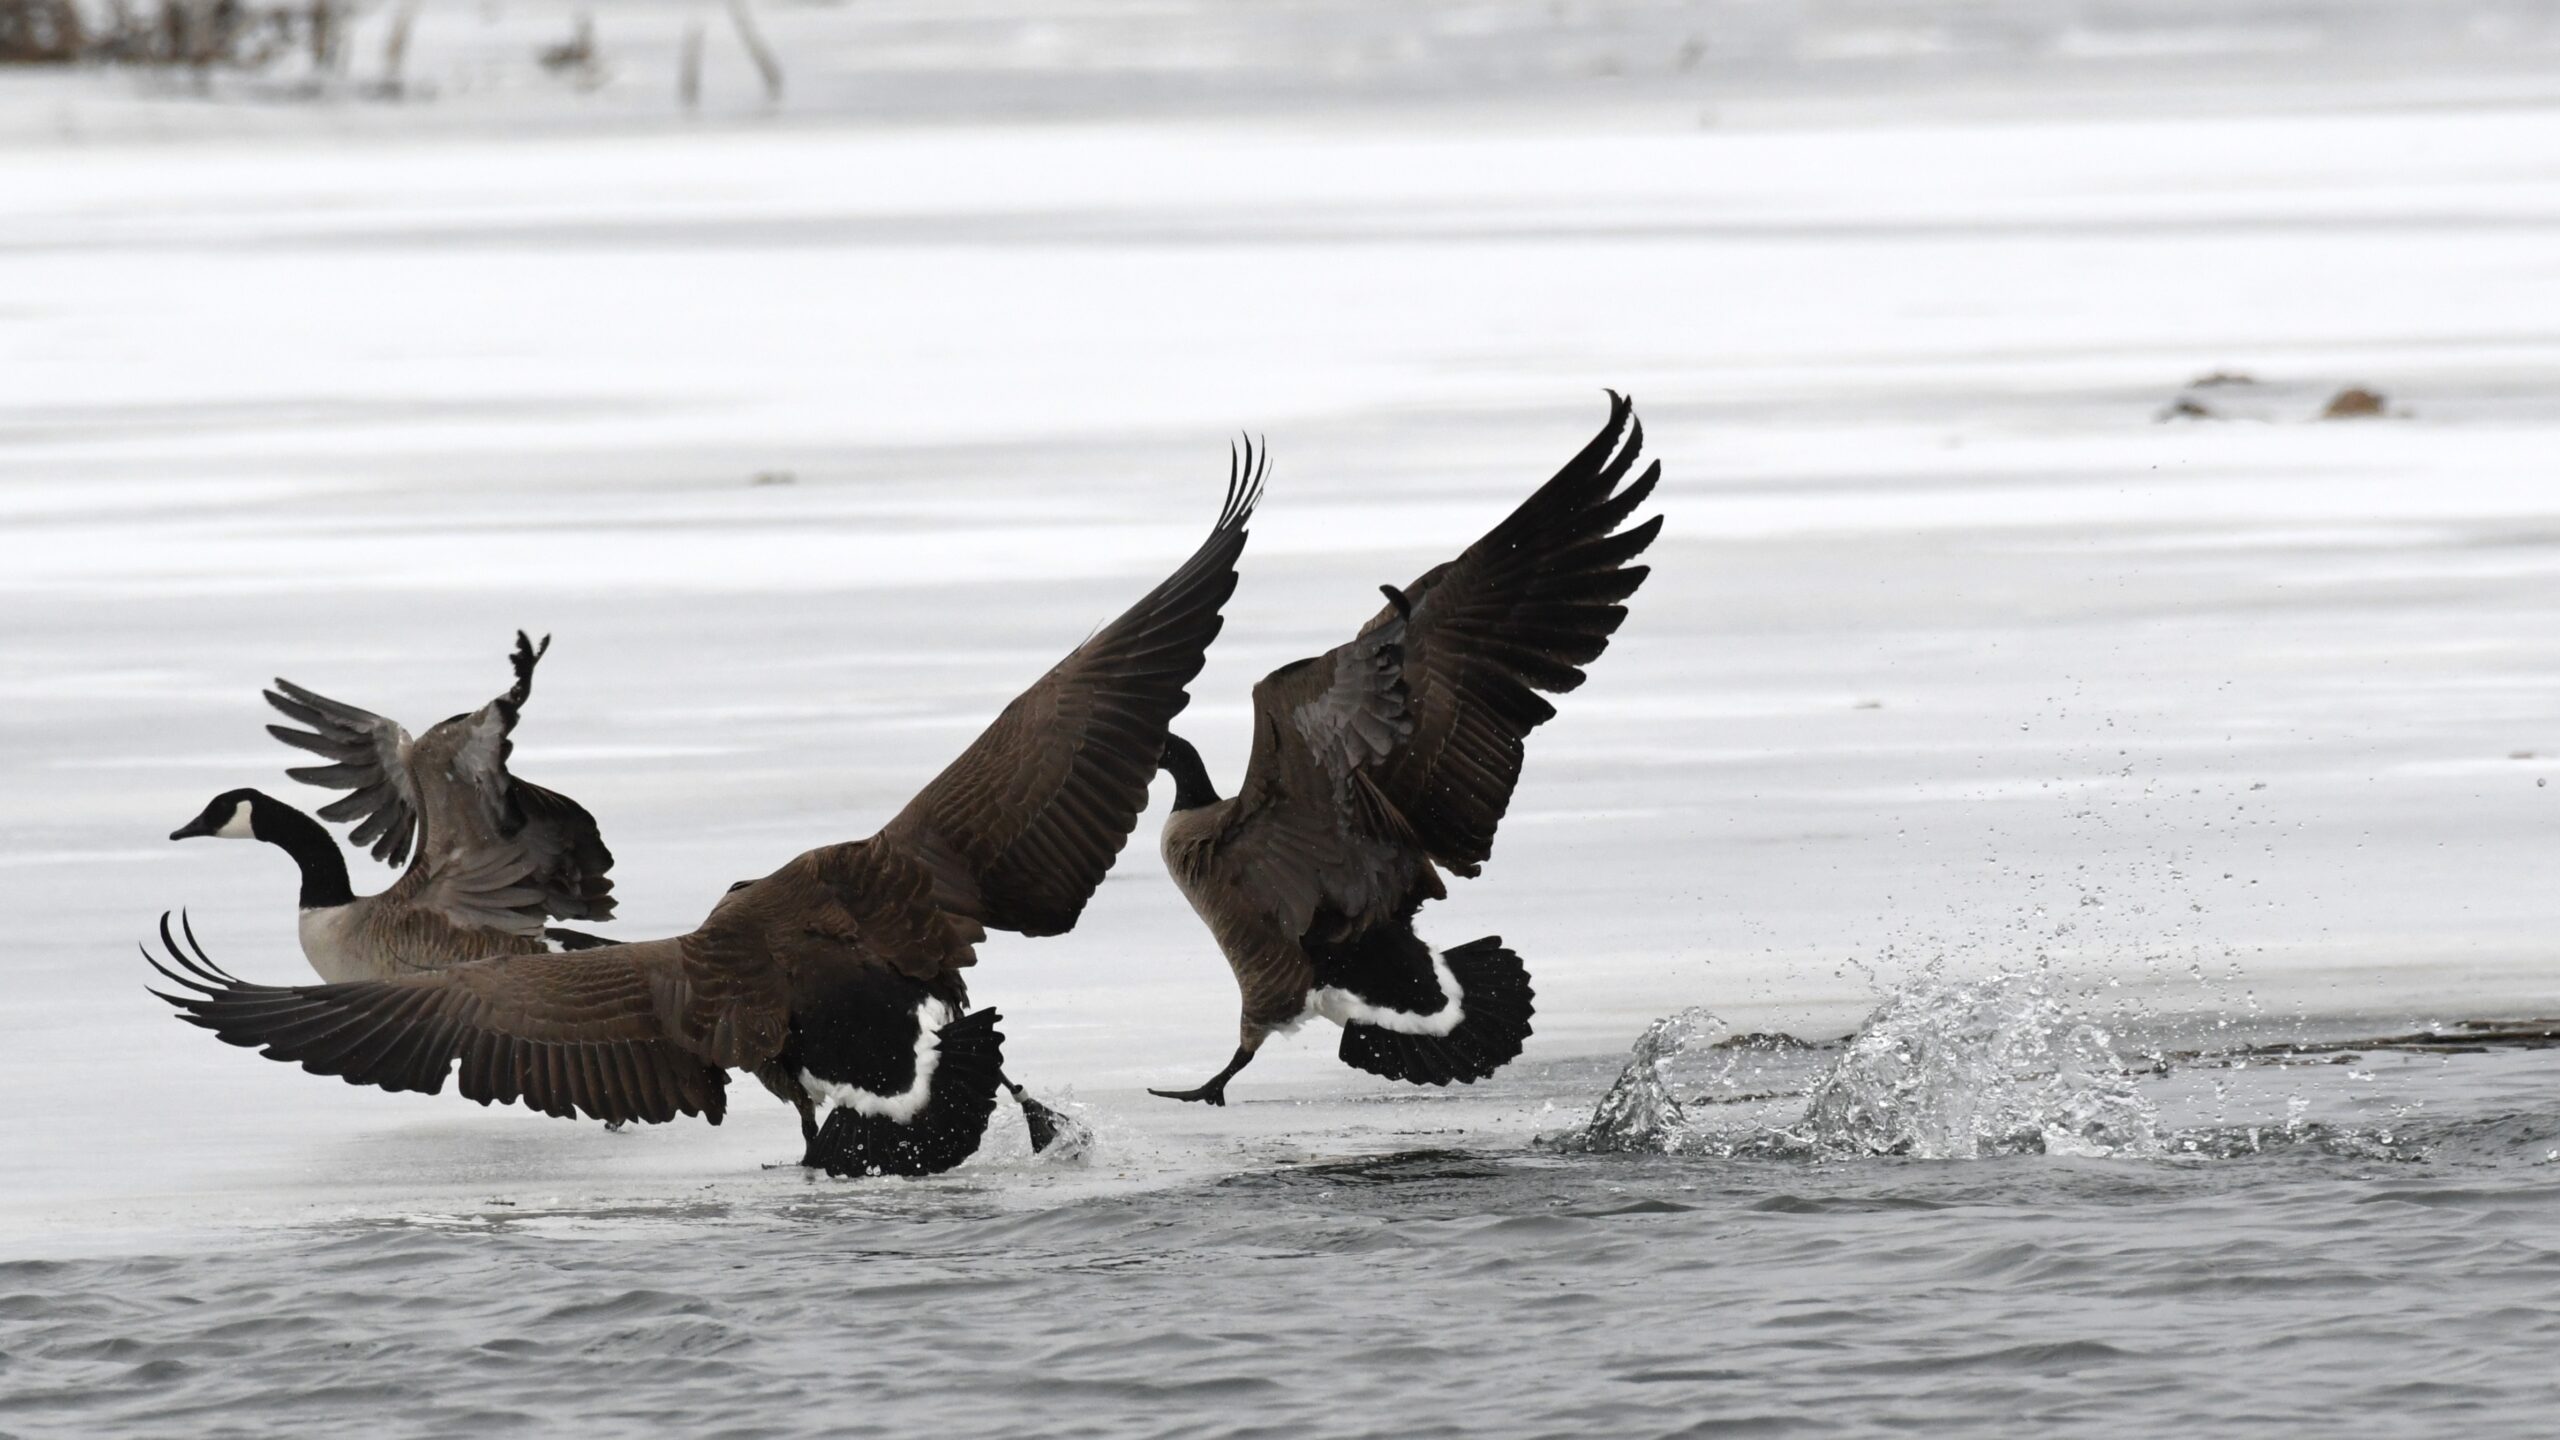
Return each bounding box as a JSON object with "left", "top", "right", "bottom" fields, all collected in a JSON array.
[
  {"left": 256, "top": 800, "right": 355, "bottom": 909},
  {"left": 1160, "top": 734, "right": 1221, "bottom": 812}
]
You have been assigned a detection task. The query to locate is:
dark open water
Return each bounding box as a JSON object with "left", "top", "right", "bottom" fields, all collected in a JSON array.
[{"left": 6, "top": 1005, "right": 2557, "bottom": 1440}]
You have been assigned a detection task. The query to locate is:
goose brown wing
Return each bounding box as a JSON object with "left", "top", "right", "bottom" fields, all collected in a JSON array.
[
  {"left": 1221, "top": 395, "right": 1659, "bottom": 926},
  {"left": 1226, "top": 630, "right": 1432, "bottom": 940},
  {"left": 145, "top": 916, "right": 736, "bottom": 1125},
  {"left": 728, "top": 838, "right": 982, "bottom": 994},
  {"left": 428, "top": 632, "right": 618, "bottom": 924},
  {"left": 403, "top": 842, "right": 552, "bottom": 937},
  {"left": 1360, "top": 391, "right": 1662, "bottom": 877},
  {"left": 870, "top": 448, "right": 1263, "bottom": 938},
  {"left": 264, "top": 680, "right": 418, "bottom": 866}
]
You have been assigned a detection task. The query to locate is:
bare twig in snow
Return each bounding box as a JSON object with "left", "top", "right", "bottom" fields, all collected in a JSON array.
[
  {"left": 725, "top": 0, "right": 781, "bottom": 103},
  {"left": 375, "top": 0, "right": 415, "bottom": 96},
  {"left": 678, "top": 15, "right": 703, "bottom": 109}
]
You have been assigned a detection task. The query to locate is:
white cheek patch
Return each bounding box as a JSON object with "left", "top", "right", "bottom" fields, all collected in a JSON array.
[
  {"left": 215, "top": 802, "right": 256, "bottom": 839},
  {"left": 1308, "top": 946, "right": 1467, "bottom": 1036},
  {"left": 800, "top": 999, "right": 952, "bottom": 1124}
]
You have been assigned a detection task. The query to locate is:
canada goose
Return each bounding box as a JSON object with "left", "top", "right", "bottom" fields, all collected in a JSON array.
[
  {"left": 148, "top": 456, "right": 1262, "bottom": 1177},
  {"left": 1149, "top": 394, "right": 1659, "bottom": 1105},
  {"left": 182, "top": 633, "right": 1069, "bottom": 1151},
  {"left": 169, "top": 633, "right": 617, "bottom": 984}
]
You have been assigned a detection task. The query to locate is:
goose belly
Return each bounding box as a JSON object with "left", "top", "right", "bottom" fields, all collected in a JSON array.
[
  {"left": 1156, "top": 817, "right": 1218, "bottom": 915},
  {"left": 1157, "top": 815, "right": 1269, "bottom": 962}
]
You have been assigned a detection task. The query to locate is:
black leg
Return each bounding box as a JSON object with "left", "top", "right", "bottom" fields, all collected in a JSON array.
[
  {"left": 1149, "top": 1046, "right": 1256, "bottom": 1107},
  {"left": 795, "top": 1092, "right": 819, "bottom": 1162},
  {"left": 757, "top": 1076, "right": 830, "bottom": 1171}
]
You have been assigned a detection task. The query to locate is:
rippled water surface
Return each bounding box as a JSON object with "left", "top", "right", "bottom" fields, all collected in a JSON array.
[{"left": 8, "top": 1026, "right": 2557, "bottom": 1440}]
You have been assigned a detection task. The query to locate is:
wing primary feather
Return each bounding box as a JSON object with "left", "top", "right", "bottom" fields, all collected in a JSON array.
[
  {"left": 1253, "top": 394, "right": 1661, "bottom": 879},
  {"left": 166, "top": 911, "right": 234, "bottom": 985}
]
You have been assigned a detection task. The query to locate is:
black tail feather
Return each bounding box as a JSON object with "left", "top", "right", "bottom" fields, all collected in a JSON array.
[
  {"left": 1002, "top": 1075, "right": 1076, "bottom": 1153},
  {"left": 1338, "top": 937, "right": 1535, "bottom": 1087},
  {"left": 805, "top": 1008, "right": 1006, "bottom": 1178},
  {"left": 1016, "top": 1091, "right": 1062, "bottom": 1152}
]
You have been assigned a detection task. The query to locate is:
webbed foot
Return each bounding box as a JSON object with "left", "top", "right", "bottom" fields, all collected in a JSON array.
[{"left": 1147, "top": 1045, "right": 1255, "bottom": 1107}]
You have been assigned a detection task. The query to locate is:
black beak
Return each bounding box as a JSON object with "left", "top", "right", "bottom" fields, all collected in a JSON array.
[{"left": 170, "top": 818, "right": 215, "bottom": 841}]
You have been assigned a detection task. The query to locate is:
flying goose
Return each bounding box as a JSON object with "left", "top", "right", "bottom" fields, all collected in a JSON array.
[
  {"left": 1148, "top": 394, "right": 1660, "bottom": 1105},
  {"left": 150, "top": 456, "right": 1263, "bottom": 1177},
  {"left": 169, "top": 632, "right": 618, "bottom": 984}
]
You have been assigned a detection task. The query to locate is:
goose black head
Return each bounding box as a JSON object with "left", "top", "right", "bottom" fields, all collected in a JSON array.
[
  {"left": 171, "top": 788, "right": 270, "bottom": 842},
  {"left": 171, "top": 788, "right": 355, "bottom": 908}
]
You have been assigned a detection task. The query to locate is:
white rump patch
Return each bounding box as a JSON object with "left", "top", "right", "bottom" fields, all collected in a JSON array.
[
  {"left": 1309, "top": 947, "right": 1467, "bottom": 1036},
  {"left": 800, "top": 999, "right": 952, "bottom": 1124},
  {"left": 215, "top": 801, "right": 254, "bottom": 839}
]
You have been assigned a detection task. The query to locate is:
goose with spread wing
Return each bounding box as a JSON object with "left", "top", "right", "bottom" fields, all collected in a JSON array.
[
  {"left": 1150, "top": 394, "right": 1660, "bottom": 1105},
  {"left": 150, "top": 456, "right": 1262, "bottom": 1177},
  {"left": 169, "top": 632, "right": 617, "bottom": 982}
]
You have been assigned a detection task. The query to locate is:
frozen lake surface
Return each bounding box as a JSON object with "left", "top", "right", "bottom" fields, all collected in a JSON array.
[{"left": 3, "top": 1, "right": 2558, "bottom": 1433}]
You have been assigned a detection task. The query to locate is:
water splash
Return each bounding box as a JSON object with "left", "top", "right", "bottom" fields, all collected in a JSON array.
[
  {"left": 1559, "top": 970, "right": 2159, "bottom": 1160},
  {"left": 1560, "top": 1007, "right": 1727, "bottom": 1154},
  {"left": 1791, "top": 970, "right": 2159, "bottom": 1158}
]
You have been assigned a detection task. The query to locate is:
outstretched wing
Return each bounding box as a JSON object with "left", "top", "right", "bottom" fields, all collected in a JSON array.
[
  {"left": 265, "top": 680, "right": 418, "bottom": 866},
  {"left": 145, "top": 914, "right": 735, "bottom": 1126},
  {"left": 430, "top": 632, "right": 618, "bottom": 923},
  {"left": 270, "top": 635, "right": 616, "bottom": 919},
  {"left": 867, "top": 444, "right": 1264, "bottom": 938},
  {"left": 1356, "top": 391, "right": 1660, "bottom": 876},
  {"left": 1239, "top": 392, "right": 1662, "bottom": 902}
]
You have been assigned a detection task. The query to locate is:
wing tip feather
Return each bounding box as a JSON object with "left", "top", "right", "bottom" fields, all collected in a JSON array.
[{"left": 1220, "top": 431, "right": 1269, "bottom": 534}]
